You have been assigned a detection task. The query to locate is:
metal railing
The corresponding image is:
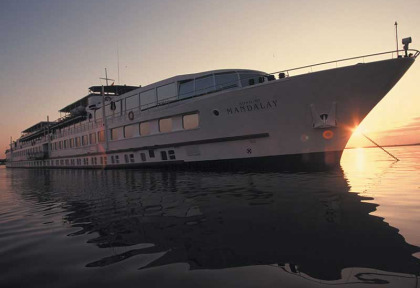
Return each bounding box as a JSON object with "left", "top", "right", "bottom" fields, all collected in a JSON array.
[{"left": 270, "top": 49, "right": 420, "bottom": 77}]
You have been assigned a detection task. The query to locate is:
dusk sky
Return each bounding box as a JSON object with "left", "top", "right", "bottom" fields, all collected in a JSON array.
[{"left": 1, "top": 0, "right": 420, "bottom": 157}]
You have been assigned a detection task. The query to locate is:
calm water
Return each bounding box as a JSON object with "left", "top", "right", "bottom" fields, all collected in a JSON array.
[{"left": 0, "top": 146, "right": 419, "bottom": 288}]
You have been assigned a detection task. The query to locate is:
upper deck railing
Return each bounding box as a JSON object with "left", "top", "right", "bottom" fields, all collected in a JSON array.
[{"left": 269, "top": 49, "right": 419, "bottom": 77}]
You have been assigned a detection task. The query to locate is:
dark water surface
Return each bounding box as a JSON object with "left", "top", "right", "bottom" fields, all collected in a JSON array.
[{"left": 1, "top": 146, "right": 419, "bottom": 287}]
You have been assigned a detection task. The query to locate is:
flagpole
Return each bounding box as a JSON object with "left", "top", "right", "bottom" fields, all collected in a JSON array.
[{"left": 395, "top": 21, "right": 399, "bottom": 55}]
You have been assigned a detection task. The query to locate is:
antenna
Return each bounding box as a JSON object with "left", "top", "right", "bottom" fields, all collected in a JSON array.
[
  {"left": 395, "top": 21, "right": 399, "bottom": 54},
  {"left": 117, "top": 45, "right": 120, "bottom": 84},
  {"left": 100, "top": 68, "right": 115, "bottom": 86}
]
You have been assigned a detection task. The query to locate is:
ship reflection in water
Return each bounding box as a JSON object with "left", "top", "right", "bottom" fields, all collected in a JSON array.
[{"left": 1, "top": 148, "right": 419, "bottom": 288}]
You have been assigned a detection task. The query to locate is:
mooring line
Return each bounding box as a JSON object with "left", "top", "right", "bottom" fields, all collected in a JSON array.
[{"left": 362, "top": 133, "right": 399, "bottom": 161}]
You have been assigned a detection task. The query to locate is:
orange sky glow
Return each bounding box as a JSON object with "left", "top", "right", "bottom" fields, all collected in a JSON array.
[{"left": 1, "top": 0, "right": 420, "bottom": 158}]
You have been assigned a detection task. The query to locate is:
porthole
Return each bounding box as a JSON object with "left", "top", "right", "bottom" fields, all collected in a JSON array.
[{"left": 212, "top": 109, "right": 220, "bottom": 116}]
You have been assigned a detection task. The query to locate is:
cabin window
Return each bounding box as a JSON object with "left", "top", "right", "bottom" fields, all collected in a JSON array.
[
  {"left": 159, "top": 118, "right": 172, "bottom": 133},
  {"left": 129, "top": 154, "right": 135, "bottom": 163},
  {"left": 183, "top": 113, "right": 199, "bottom": 130},
  {"left": 124, "top": 123, "right": 139, "bottom": 138},
  {"left": 161, "top": 151, "right": 168, "bottom": 160},
  {"left": 75, "top": 137, "right": 81, "bottom": 147},
  {"left": 195, "top": 75, "right": 215, "bottom": 96},
  {"left": 157, "top": 83, "right": 177, "bottom": 103},
  {"left": 115, "top": 155, "right": 120, "bottom": 164},
  {"left": 110, "top": 127, "right": 123, "bottom": 140},
  {"left": 89, "top": 133, "right": 97, "bottom": 144},
  {"left": 140, "top": 153, "right": 146, "bottom": 162},
  {"left": 124, "top": 154, "right": 129, "bottom": 163},
  {"left": 59, "top": 141, "right": 63, "bottom": 150},
  {"left": 63, "top": 140, "right": 68, "bottom": 149},
  {"left": 168, "top": 150, "right": 176, "bottom": 160},
  {"left": 98, "top": 130, "right": 105, "bottom": 142},
  {"left": 149, "top": 150, "right": 155, "bottom": 158},
  {"left": 140, "top": 122, "right": 150, "bottom": 136},
  {"left": 140, "top": 89, "right": 157, "bottom": 110},
  {"left": 82, "top": 135, "right": 88, "bottom": 146},
  {"left": 103, "top": 156, "right": 107, "bottom": 165},
  {"left": 69, "top": 138, "right": 74, "bottom": 148},
  {"left": 215, "top": 72, "right": 239, "bottom": 90},
  {"left": 126, "top": 94, "right": 139, "bottom": 112},
  {"left": 178, "top": 79, "right": 194, "bottom": 99}
]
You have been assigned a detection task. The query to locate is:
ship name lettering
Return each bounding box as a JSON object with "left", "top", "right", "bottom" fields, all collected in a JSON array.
[{"left": 226, "top": 100, "right": 278, "bottom": 115}]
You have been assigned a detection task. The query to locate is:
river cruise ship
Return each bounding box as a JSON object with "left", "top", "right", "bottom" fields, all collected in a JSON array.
[{"left": 5, "top": 46, "right": 418, "bottom": 170}]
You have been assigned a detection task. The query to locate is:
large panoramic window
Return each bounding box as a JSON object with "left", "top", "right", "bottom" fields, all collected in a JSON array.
[
  {"left": 140, "top": 89, "right": 157, "bottom": 110},
  {"left": 195, "top": 75, "right": 215, "bottom": 96},
  {"left": 159, "top": 118, "right": 172, "bottom": 133},
  {"left": 215, "top": 72, "right": 239, "bottom": 90},
  {"left": 111, "top": 127, "right": 123, "bottom": 140},
  {"left": 178, "top": 79, "right": 194, "bottom": 99},
  {"left": 124, "top": 123, "right": 139, "bottom": 138},
  {"left": 183, "top": 113, "right": 199, "bottom": 130},
  {"left": 126, "top": 94, "right": 139, "bottom": 112},
  {"left": 157, "top": 83, "right": 177, "bottom": 103},
  {"left": 89, "top": 133, "right": 97, "bottom": 144},
  {"left": 140, "top": 122, "right": 150, "bottom": 136},
  {"left": 82, "top": 135, "right": 88, "bottom": 146},
  {"left": 98, "top": 130, "right": 105, "bottom": 142}
]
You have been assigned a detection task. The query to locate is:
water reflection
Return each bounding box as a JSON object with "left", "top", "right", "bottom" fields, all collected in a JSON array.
[{"left": 6, "top": 166, "right": 419, "bottom": 286}]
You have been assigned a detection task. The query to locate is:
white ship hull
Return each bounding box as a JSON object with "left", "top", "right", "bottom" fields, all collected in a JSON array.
[{"left": 5, "top": 56, "right": 416, "bottom": 170}]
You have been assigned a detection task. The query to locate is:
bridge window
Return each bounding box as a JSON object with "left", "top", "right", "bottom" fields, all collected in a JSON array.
[
  {"left": 195, "top": 75, "right": 215, "bottom": 96},
  {"left": 178, "top": 79, "right": 194, "bottom": 99},
  {"left": 215, "top": 72, "right": 239, "bottom": 90},
  {"left": 157, "top": 83, "right": 177, "bottom": 103}
]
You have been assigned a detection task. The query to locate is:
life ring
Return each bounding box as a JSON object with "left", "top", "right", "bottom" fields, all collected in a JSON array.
[{"left": 128, "top": 111, "right": 134, "bottom": 120}]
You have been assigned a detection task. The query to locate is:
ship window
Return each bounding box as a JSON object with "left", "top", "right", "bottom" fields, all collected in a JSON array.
[
  {"left": 140, "top": 122, "right": 150, "bottom": 136},
  {"left": 129, "top": 154, "right": 135, "bottom": 163},
  {"left": 111, "top": 155, "right": 115, "bottom": 164},
  {"left": 90, "top": 133, "right": 97, "bottom": 144},
  {"left": 124, "top": 123, "right": 139, "bottom": 138},
  {"left": 100, "top": 157, "right": 103, "bottom": 165},
  {"left": 195, "top": 75, "right": 215, "bottom": 96},
  {"left": 82, "top": 135, "right": 88, "bottom": 146},
  {"left": 126, "top": 94, "right": 139, "bottom": 112},
  {"left": 103, "top": 156, "right": 107, "bottom": 165},
  {"left": 115, "top": 155, "right": 120, "bottom": 164},
  {"left": 63, "top": 140, "right": 68, "bottom": 149},
  {"left": 98, "top": 131, "right": 105, "bottom": 142},
  {"left": 140, "top": 152, "right": 146, "bottom": 162},
  {"left": 215, "top": 72, "right": 239, "bottom": 90},
  {"left": 124, "top": 154, "right": 129, "bottom": 163},
  {"left": 168, "top": 150, "right": 176, "bottom": 160},
  {"left": 178, "top": 79, "right": 194, "bottom": 99},
  {"left": 65, "top": 159, "right": 69, "bottom": 165},
  {"left": 161, "top": 151, "right": 168, "bottom": 160},
  {"left": 59, "top": 141, "right": 63, "bottom": 150},
  {"left": 140, "top": 89, "right": 157, "bottom": 110},
  {"left": 157, "top": 83, "right": 177, "bottom": 103},
  {"left": 149, "top": 149, "right": 155, "bottom": 158},
  {"left": 183, "top": 113, "right": 199, "bottom": 130},
  {"left": 159, "top": 118, "right": 172, "bottom": 133},
  {"left": 110, "top": 127, "right": 123, "bottom": 140},
  {"left": 69, "top": 138, "right": 74, "bottom": 148}
]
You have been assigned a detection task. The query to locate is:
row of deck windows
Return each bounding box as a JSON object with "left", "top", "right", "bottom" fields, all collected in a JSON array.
[
  {"left": 11, "top": 149, "right": 176, "bottom": 167},
  {"left": 51, "top": 131, "right": 105, "bottom": 151},
  {"left": 110, "top": 113, "right": 199, "bottom": 141}
]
